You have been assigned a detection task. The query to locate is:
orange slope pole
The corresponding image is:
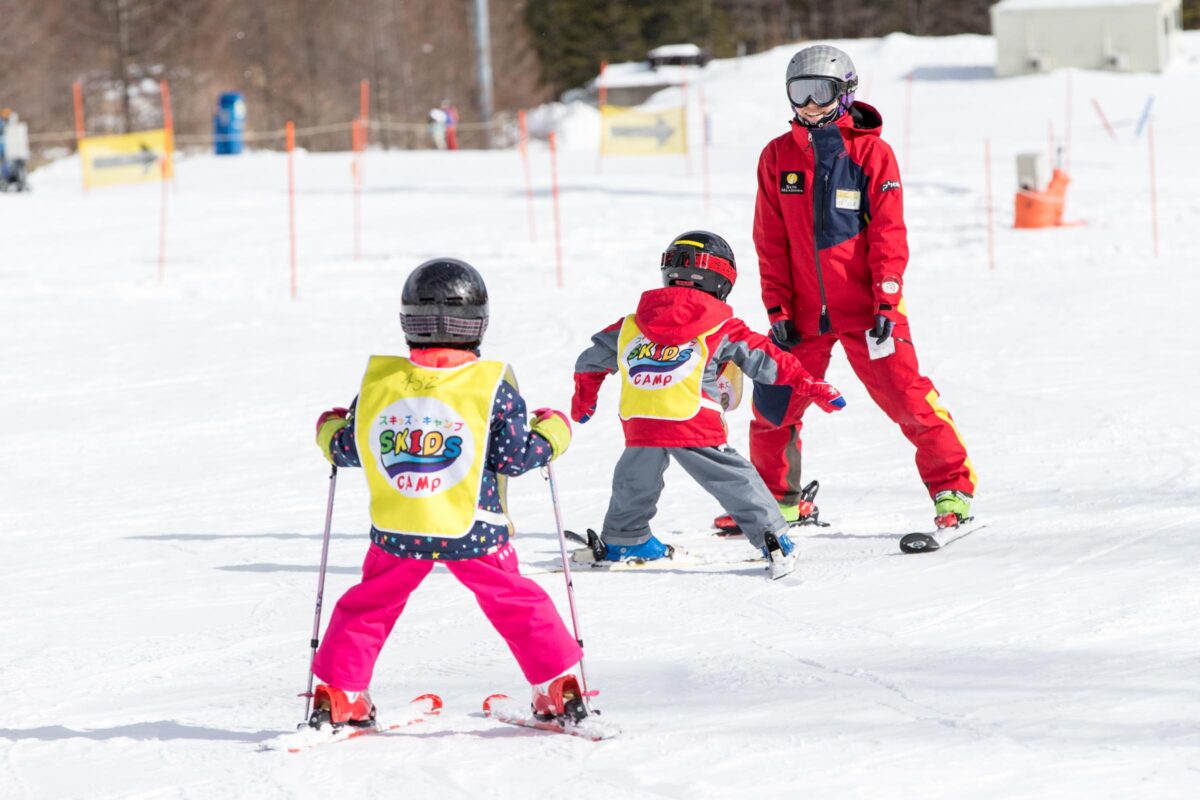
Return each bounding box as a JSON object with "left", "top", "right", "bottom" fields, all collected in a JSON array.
[
  {"left": 158, "top": 80, "right": 174, "bottom": 284},
  {"left": 519, "top": 109, "right": 536, "bottom": 242},
  {"left": 73, "top": 81, "right": 87, "bottom": 193},
  {"left": 549, "top": 131, "right": 564, "bottom": 289},
  {"left": 287, "top": 121, "right": 298, "bottom": 299}
]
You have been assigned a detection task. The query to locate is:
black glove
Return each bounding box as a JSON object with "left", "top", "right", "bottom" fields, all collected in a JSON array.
[
  {"left": 770, "top": 319, "right": 802, "bottom": 348},
  {"left": 871, "top": 305, "right": 895, "bottom": 345}
]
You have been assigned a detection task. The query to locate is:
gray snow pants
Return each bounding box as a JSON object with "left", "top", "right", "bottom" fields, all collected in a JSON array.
[{"left": 601, "top": 445, "right": 788, "bottom": 550}]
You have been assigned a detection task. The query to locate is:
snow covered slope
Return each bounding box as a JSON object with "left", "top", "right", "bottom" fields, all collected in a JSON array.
[{"left": 2, "top": 33, "right": 1198, "bottom": 799}]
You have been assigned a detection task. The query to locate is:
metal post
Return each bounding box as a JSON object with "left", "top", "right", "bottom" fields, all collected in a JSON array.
[{"left": 472, "top": 0, "right": 494, "bottom": 148}]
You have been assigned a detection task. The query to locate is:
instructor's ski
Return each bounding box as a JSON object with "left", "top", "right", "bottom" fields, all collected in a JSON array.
[
  {"left": 482, "top": 694, "right": 619, "bottom": 741},
  {"left": 262, "top": 693, "right": 443, "bottom": 752}
]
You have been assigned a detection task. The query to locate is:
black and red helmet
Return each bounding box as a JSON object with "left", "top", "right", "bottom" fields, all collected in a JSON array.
[{"left": 660, "top": 230, "right": 737, "bottom": 301}]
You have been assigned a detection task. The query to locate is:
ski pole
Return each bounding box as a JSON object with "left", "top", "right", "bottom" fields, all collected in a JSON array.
[
  {"left": 301, "top": 464, "right": 338, "bottom": 723},
  {"left": 544, "top": 462, "right": 593, "bottom": 706}
]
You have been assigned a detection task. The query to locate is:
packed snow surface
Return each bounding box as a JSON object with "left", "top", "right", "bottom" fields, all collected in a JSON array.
[{"left": 3, "top": 33, "right": 1199, "bottom": 799}]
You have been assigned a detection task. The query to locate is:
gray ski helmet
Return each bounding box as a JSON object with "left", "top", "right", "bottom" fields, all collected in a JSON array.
[
  {"left": 400, "top": 258, "right": 489, "bottom": 347},
  {"left": 785, "top": 45, "right": 859, "bottom": 127}
]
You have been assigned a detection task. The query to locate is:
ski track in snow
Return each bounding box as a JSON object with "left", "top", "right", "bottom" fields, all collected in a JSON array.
[{"left": 3, "top": 32, "right": 1200, "bottom": 799}]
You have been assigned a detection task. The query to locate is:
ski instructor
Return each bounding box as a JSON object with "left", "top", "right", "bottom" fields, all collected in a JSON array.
[{"left": 748, "top": 44, "right": 976, "bottom": 530}]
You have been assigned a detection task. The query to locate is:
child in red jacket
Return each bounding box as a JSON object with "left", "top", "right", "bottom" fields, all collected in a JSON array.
[{"left": 570, "top": 231, "right": 845, "bottom": 578}]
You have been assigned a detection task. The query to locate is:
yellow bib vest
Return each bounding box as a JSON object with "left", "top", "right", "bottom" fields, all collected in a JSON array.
[
  {"left": 355, "top": 355, "right": 506, "bottom": 538},
  {"left": 617, "top": 315, "right": 722, "bottom": 421}
]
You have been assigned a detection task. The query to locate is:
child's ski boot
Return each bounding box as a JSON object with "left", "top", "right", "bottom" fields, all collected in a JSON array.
[
  {"left": 531, "top": 674, "right": 590, "bottom": 724},
  {"left": 568, "top": 529, "right": 675, "bottom": 565},
  {"left": 713, "top": 480, "right": 825, "bottom": 535},
  {"left": 308, "top": 684, "right": 377, "bottom": 730},
  {"left": 762, "top": 531, "right": 797, "bottom": 580},
  {"left": 933, "top": 490, "right": 973, "bottom": 529},
  {"left": 598, "top": 532, "right": 673, "bottom": 562}
]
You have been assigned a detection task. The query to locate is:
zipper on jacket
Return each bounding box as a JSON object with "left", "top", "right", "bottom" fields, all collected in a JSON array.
[{"left": 808, "top": 130, "right": 832, "bottom": 335}]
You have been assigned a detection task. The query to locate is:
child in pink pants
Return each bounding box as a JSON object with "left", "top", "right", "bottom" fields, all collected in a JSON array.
[{"left": 309, "top": 257, "right": 587, "bottom": 727}]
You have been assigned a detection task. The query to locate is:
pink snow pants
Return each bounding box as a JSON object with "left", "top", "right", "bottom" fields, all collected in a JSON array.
[{"left": 311, "top": 543, "right": 582, "bottom": 692}]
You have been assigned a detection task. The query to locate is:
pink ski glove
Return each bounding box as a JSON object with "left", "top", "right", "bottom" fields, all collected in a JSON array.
[
  {"left": 530, "top": 407, "right": 573, "bottom": 459},
  {"left": 315, "top": 407, "right": 350, "bottom": 463},
  {"left": 315, "top": 407, "right": 349, "bottom": 435}
]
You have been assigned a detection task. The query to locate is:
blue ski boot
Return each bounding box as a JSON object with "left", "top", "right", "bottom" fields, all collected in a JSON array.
[
  {"left": 762, "top": 531, "right": 797, "bottom": 580},
  {"left": 586, "top": 529, "right": 673, "bottom": 562}
]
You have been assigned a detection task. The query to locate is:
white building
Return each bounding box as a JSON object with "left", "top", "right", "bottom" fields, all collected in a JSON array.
[{"left": 990, "top": 0, "right": 1183, "bottom": 76}]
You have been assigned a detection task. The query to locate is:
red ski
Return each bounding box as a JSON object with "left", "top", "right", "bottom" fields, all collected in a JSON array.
[{"left": 482, "top": 693, "right": 619, "bottom": 741}]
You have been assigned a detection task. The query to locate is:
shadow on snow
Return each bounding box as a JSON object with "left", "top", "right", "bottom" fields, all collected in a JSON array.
[{"left": 0, "top": 722, "right": 278, "bottom": 743}]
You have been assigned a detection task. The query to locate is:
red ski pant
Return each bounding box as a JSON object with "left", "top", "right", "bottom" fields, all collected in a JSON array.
[
  {"left": 312, "top": 543, "right": 582, "bottom": 692},
  {"left": 749, "top": 321, "right": 976, "bottom": 504}
]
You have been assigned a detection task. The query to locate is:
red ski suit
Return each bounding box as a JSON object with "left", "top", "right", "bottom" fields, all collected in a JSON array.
[{"left": 750, "top": 102, "right": 975, "bottom": 504}]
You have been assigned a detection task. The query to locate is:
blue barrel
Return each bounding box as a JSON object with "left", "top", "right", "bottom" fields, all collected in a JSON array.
[{"left": 213, "top": 92, "right": 246, "bottom": 155}]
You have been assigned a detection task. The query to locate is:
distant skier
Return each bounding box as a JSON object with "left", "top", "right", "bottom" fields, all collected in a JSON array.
[
  {"left": 570, "top": 231, "right": 846, "bottom": 577},
  {"left": 747, "top": 44, "right": 976, "bottom": 531},
  {"left": 309, "top": 257, "right": 592, "bottom": 729},
  {"left": 442, "top": 101, "right": 460, "bottom": 150},
  {"left": 428, "top": 107, "right": 448, "bottom": 150},
  {"left": 0, "top": 108, "right": 30, "bottom": 192}
]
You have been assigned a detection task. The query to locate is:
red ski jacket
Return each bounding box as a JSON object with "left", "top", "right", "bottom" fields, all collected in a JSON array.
[
  {"left": 754, "top": 102, "right": 907, "bottom": 337},
  {"left": 573, "top": 287, "right": 815, "bottom": 447}
]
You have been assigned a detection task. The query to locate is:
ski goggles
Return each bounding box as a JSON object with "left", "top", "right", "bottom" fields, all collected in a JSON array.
[
  {"left": 786, "top": 77, "right": 847, "bottom": 108},
  {"left": 660, "top": 249, "right": 736, "bottom": 284}
]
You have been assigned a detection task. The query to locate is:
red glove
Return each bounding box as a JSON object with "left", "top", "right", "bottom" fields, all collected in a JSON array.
[
  {"left": 571, "top": 372, "right": 606, "bottom": 423},
  {"left": 801, "top": 380, "right": 846, "bottom": 414},
  {"left": 315, "top": 407, "right": 349, "bottom": 436}
]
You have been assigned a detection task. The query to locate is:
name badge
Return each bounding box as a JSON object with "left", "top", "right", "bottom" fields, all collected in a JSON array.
[{"left": 835, "top": 189, "right": 861, "bottom": 210}]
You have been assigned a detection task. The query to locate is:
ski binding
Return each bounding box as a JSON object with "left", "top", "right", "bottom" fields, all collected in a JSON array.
[
  {"left": 482, "top": 693, "right": 619, "bottom": 741},
  {"left": 262, "top": 693, "right": 442, "bottom": 752}
]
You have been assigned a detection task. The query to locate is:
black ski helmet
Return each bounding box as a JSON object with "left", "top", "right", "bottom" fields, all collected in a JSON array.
[
  {"left": 660, "top": 231, "right": 737, "bottom": 301},
  {"left": 400, "top": 258, "right": 489, "bottom": 347}
]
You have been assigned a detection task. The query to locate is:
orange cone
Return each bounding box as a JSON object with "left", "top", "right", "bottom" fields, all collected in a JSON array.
[{"left": 1014, "top": 169, "right": 1070, "bottom": 228}]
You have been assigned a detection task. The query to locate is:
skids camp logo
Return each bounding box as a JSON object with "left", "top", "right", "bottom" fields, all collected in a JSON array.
[
  {"left": 369, "top": 398, "right": 473, "bottom": 496},
  {"left": 624, "top": 336, "right": 701, "bottom": 389}
]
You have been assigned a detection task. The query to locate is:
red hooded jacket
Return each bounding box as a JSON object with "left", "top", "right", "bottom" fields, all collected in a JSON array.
[
  {"left": 755, "top": 102, "right": 907, "bottom": 337},
  {"left": 573, "top": 287, "right": 815, "bottom": 447}
]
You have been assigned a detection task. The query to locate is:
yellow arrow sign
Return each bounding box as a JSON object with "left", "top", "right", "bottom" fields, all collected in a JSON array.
[
  {"left": 600, "top": 106, "right": 687, "bottom": 156},
  {"left": 79, "top": 129, "right": 173, "bottom": 188}
]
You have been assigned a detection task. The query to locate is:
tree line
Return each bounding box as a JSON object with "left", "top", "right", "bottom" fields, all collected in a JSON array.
[{"left": 1, "top": 0, "right": 1195, "bottom": 156}]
